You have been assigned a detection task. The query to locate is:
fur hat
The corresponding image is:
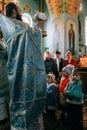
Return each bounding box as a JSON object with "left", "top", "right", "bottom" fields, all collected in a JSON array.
[
  {"left": 47, "top": 73, "right": 55, "bottom": 81},
  {"left": 62, "top": 66, "right": 73, "bottom": 75}
]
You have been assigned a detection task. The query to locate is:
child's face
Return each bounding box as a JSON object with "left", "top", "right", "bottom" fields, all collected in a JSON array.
[
  {"left": 47, "top": 76, "right": 53, "bottom": 83},
  {"left": 72, "top": 73, "right": 80, "bottom": 81},
  {"left": 62, "top": 71, "right": 69, "bottom": 77}
]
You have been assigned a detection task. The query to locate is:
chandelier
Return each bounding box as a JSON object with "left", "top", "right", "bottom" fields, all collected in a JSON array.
[{"left": 46, "top": 0, "right": 82, "bottom": 19}]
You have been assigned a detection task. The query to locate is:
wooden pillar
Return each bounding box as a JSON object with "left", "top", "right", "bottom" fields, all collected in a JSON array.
[{"left": 0, "top": 0, "right": 7, "bottom": 12}]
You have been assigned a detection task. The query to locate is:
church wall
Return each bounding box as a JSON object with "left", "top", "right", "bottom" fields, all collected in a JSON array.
[
  {"left": 5, "top": 0, "right": 87, "bottom": 57},
  {"left": 17, "top": 0, "right": 39, "bottom": 16},
  {"left": 43, "top": 0, "right": 87, "bottom": 58}
]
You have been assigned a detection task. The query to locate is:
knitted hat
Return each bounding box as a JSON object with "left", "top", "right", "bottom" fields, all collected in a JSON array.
[
  {"left": 47, "top": 73, "right": 55, "bottom": 81},
  {"left": 62, "top": 66, "right": 73, "bottom": 75},
  {"left": 66, "top": 64, "right": 74, "bottom": 70}
]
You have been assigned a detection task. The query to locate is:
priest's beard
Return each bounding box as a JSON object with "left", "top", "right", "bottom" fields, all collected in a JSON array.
[{"left": 16, "top": 14, "right": 22, "bottom": 21}]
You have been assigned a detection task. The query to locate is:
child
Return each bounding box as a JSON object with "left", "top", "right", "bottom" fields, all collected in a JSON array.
[
  {"left": 64, "top": 68, "right": 84, "bottom": 130},
  {"left": 46, "top": 73, "right": 57, "bottom": 119},
  {"left": 59, "top": 65, "right": 73, "bottom": 121},
  {"left": 59, "top": 66, "right": 72, "bottom": 93}
]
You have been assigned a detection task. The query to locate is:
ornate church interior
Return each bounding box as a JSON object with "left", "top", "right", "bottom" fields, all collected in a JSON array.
[{"left": 0, "top": 0, "right": 87, "bottom": 130}]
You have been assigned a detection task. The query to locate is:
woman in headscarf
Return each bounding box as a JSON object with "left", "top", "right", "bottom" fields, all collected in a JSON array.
[{"left": 62, "top": 51, "right": 78, "bottom": 68}]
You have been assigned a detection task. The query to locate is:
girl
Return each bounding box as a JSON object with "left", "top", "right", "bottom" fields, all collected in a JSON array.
[
  {"left": 59, "top": 66, "right": 73, "bottom": 121},
  {"left": 46, "top": 73, "right": 57, "bottom": 118}
]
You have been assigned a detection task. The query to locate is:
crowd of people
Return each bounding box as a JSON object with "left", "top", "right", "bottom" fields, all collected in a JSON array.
[
  {"left": 0, "top": 2, "right": 84, "bottom": 130},
  {"left": 43, "top": 50, "right": 84, "bottom": 130}
]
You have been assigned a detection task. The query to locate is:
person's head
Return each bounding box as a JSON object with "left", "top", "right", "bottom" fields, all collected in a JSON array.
[
  {"left": 46, "top": 51, "right": 51, "bottom": 59},
  {"left": 70, "top": 23, "right": 73, "bottom": 30},
  {"left": 72, "top": 69, "right": 80, "bottom": 81},
  {"left": 62, "top": 66, "right": 72, "bottom": 77},
  {"left": 5, "top": 2, "right": 22, "bottom": 21},
  {"left": 56, "top": 50, "right": 61, "bottom": 58},
  {"left": 47, "top": 73, "right": 55, "bottom": 84},
  {"left": 65, "top": 51, "right": 72, "bottom": 60}
]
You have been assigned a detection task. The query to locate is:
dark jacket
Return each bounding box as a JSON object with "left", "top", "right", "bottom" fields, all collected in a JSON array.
[
  {"left": 44, "top": 58, "right": 58, "bottom": 78},
  {"left": 55, "top": 58, "right": 63, "bottom": 72}
]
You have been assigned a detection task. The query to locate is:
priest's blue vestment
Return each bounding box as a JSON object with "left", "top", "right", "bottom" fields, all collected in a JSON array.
[{"left": 0, "top": 14, "right": 46, "bottom": 130}]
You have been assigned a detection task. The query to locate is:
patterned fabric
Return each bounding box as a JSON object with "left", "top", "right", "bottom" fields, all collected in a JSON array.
[
  {"left": 11, "top": 114, "right": 44, "bottom": 130},
  {"left": 0, "top": 14, "right": 46, "bottom": 130},
  {"left": 0, "top": 97, "right": 8, "bottom": 120},
  {"left": 0, "top": 43, "right": 8, "bottom": 121},
  {"left": 0, "top": 43, "right": 8, "bottom": 97}
]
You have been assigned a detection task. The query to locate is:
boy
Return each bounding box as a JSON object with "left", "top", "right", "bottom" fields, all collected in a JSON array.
[{"left": 64, "top": 69, "right": 84, "bottom": 130}]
